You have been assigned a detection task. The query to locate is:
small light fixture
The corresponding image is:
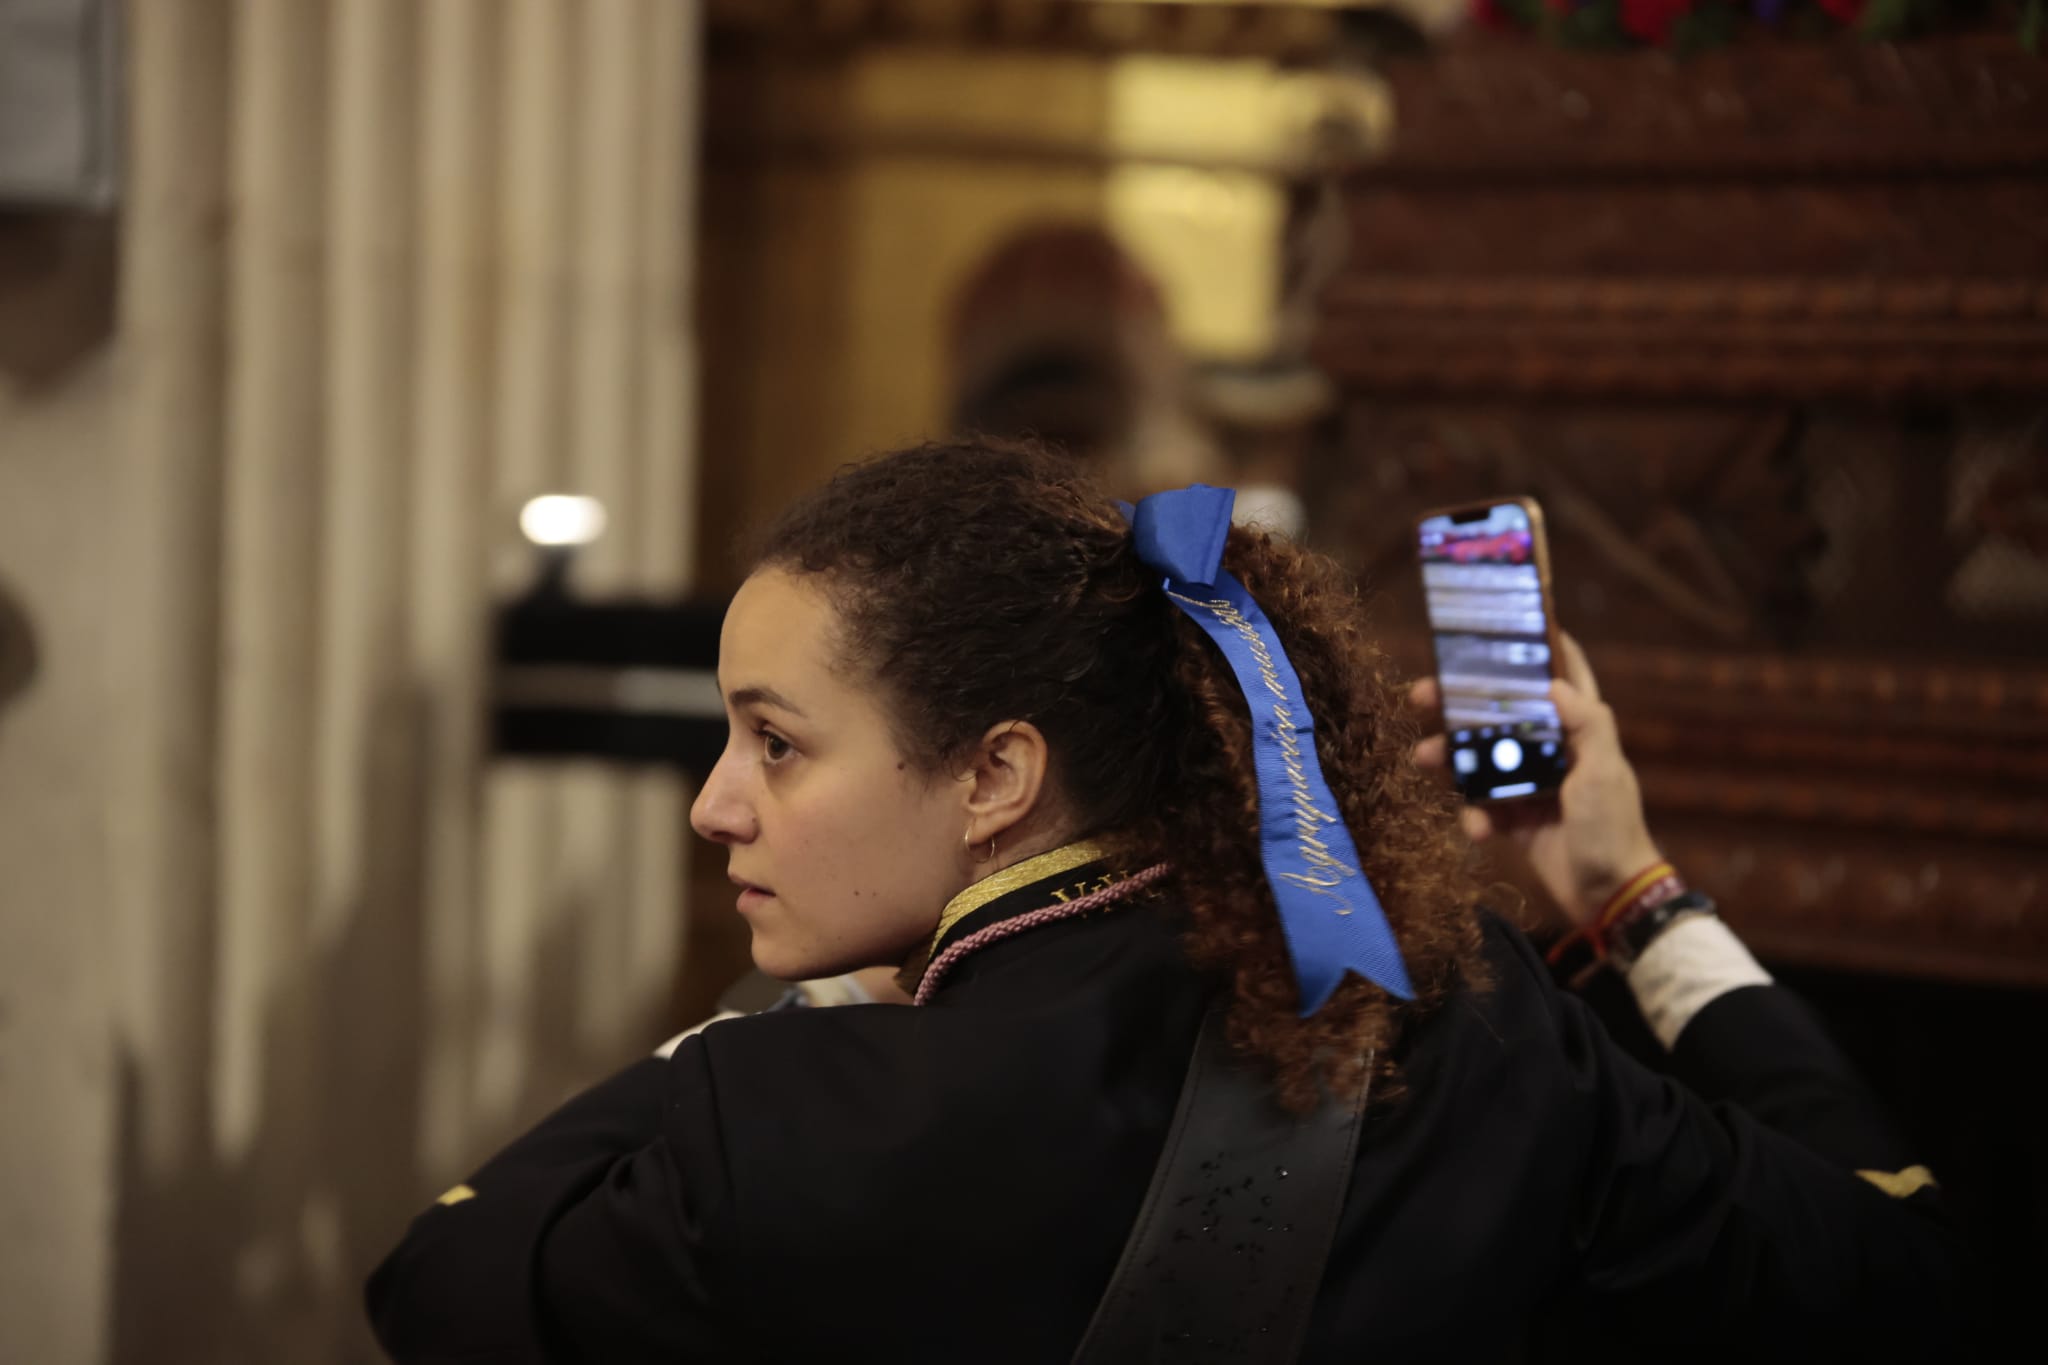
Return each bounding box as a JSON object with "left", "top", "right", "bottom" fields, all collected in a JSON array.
[{"left": 519, "top": 494, "right": 608, "bottom": 549}]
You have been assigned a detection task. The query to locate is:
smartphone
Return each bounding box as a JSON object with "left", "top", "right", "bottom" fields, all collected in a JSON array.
[{"left": 1415, "top": 498, "right": 1569, "bottom": 804}]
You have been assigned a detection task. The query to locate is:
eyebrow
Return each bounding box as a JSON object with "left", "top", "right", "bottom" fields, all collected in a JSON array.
[{"left": 727, "top": 684, "right": 808, "bottom": 719}]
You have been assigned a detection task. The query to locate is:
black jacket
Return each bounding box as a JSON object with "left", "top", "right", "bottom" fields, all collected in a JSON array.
[{"left": 367, "top": 867, "right": 1959, "bottom": 1363}]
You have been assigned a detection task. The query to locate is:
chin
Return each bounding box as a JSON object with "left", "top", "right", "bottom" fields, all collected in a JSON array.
[
  {"left": 746, "top": 939, "right": 809, "bottom": 983},
  {"left": 748, "top": 934, "right": 840, "bottom": 984},
  {"left": 749, "top": 933, "right": 903, "bottom": 985}
]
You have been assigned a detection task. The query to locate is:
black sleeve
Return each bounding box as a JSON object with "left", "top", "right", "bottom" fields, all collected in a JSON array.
[
  {"left": 1488, "top": 920, "right": 1967, "bottom": 1361},
  {"left": 1664, "top": 983, "right": 1921, "bottom": 1175},
  {"left": 365, "top": 1048, "right": 743, "bottom": 1365}
]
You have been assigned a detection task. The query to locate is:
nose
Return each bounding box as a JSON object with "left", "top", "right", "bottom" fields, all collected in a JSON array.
[{"left": 690, "top": 745, "right": 756, "bottom": 846}]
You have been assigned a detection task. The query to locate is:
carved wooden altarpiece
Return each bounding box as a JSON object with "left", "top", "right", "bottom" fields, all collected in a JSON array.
[{"left": 1308, "top": 33, "right": 2048, "bottom": 989}]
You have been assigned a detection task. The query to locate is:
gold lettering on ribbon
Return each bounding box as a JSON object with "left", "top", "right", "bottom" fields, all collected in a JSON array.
[{"left": 1169, "top": 590, "right": 1357, "bottom": 916}]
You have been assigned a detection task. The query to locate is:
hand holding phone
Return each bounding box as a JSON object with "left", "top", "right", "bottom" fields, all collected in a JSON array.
[
  {"left": 1415, "top": 498, "right": 1570, "bottom": 805},
  {"left": 1411, "top": 634, "right": 1664, "bottom": 927}
]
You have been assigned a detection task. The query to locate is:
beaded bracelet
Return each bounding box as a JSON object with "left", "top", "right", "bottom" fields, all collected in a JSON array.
[
  {"left": 1545, "top": 858, "right": 1689, "bottom": 977},
  {"left": 1596, "top": 860, "right": 1684, "bottom": 937}
]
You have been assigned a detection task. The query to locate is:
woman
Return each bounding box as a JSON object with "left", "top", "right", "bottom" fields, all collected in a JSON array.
[{"left": 369, "top": 442, "right": 1958, "bottom": 1363}]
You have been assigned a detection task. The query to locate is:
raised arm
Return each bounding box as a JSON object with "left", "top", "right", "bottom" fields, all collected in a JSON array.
[{"left": 1413, "top": 637, "right": 1965, "bottom": 1357}]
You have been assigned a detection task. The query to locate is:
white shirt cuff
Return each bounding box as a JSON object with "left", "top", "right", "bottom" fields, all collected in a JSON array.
[{"left": 1623, "top": 915, "right": 1773, "bottom": 1050}]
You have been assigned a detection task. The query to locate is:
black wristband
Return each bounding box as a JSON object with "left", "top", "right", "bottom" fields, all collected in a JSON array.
[{"left": 1611, "top": 890, "right": 1717, "bottom": 971}]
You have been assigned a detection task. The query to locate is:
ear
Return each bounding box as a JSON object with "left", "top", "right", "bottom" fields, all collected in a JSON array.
[{"left": 961, "top": 720, "right": 1052, "bottom": 848}]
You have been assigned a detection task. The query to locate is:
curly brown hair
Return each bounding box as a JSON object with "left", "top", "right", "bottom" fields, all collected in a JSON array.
[{"left": 754, "top": 440, "right": 1485, "bottom": 1111}]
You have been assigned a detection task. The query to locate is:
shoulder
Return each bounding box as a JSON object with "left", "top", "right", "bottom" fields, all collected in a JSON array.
[
  {"left": 681, "top": 1002, "right": 956, "bottom": 1119},
  {"left": 1415, "top": 909, "right": 1577, "bottom": 1057},
  {"left": 1389, "top": 910, "right": 1614, "bottom": 1140},
  {"left": 670, "top": 1000, "right": 1115, "bottom": 1182},
  {"left": 660, "top": 982, "right": 1198, "bottom": 1342},
  {"left": 1473, "top": 905, "right": 1572, "bottom": 987}
]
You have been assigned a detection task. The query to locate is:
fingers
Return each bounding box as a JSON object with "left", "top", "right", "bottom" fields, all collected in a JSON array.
[
  {"left": 1552, "top": 676, "right": 1619, "bottom": 750},
  {"left": 1553, "top": 678, "right": 1627, "bottom": 789},
  {"left": 1412, "top": 733, "right": 1447, "bottom": 770},
  {"left": 1555, "top": 632, "right": 1600, "bottom": 704},
  {"left": 1550, "top": 675, "right": 1595, "bottom": 732},
  {"left": 1459, "top": 805, "right": 1495, "bottom": 843},
  {"left": 1406, "top": 675, "right": 1441, "bottom": 716}
]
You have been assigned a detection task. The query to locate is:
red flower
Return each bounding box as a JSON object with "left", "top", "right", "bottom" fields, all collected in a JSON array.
[
  {"left": 1816, "top": 0, "right": 1866, "bottom": 20},
  {"left": 1620, "top": 0, "right": 1693, "bottom": 41}
]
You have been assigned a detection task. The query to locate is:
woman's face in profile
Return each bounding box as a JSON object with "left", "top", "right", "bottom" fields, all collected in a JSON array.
[{"left": 690, "top": 569, "right": 976, "bottom": 980}]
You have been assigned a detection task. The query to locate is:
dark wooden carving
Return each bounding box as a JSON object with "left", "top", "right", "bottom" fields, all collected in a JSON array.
[
  {"left": 1320, "top": 34, "right": 2048, "bottom": 401},
  {"left": 705, "top": 0, "right": 1343, "bottom": 59},
  {"left": 1309, "top": 34, "right": 2048, "bottom": 988},
  {"left": 1376, "top": 35, "right": 2048, "bottom": 176}
]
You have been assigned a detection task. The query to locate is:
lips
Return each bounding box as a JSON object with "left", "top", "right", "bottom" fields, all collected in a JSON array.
[{"left": 729, "top": 873, "right": 773, "bottom": 913}]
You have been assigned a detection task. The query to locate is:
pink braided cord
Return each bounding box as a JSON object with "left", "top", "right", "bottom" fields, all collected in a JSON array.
[{"left": 914, "top": 862, "right": 1172, "bottom": 1006}]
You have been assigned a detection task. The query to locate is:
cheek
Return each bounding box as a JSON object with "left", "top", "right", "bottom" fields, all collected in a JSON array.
[
  {"left": 805, "top": 778, "right": 958, "bottom": 911},
  {"left": 844, "top": 791, "right": 948, "bottom": 887}
]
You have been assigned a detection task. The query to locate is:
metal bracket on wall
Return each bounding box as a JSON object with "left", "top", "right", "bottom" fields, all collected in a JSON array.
[{"left": 493, "top": 588, "right": 728, "bottom": 782}]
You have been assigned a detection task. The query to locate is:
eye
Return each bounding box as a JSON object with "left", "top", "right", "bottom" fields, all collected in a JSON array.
[{"left": 757, "top": 727, "right": 794, "bottom": 765}]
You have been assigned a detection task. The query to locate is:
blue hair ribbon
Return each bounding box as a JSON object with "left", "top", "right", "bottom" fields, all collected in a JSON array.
[{"left": 1127, "top": 485, "right": 1415, "bottom": 1014}]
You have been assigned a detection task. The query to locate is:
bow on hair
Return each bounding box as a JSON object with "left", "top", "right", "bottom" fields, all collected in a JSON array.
[{"left": 1126, "top": 485, "right": 1414, "bottom": 1014}]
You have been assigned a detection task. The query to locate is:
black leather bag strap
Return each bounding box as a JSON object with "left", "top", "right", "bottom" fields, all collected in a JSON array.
[{"left": 1070, "top": 1000, "right": 1374, "bottom": 1365}]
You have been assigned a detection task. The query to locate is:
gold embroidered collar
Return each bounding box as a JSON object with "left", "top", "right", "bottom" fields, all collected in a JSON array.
[
  {"left": 895, "top": 838, "right": 1114, "bottom": 994},
  {"left": 929, "top": 838, "right": 1113, "bottom": 955}
]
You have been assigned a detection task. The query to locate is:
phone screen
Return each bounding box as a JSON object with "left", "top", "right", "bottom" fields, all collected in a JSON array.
[{"left": 1417, "top": 502, "right": 1569, "bottom": 803}]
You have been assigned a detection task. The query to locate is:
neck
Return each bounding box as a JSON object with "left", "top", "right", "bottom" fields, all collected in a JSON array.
[{"left": 979, "top": 821, "right": 1075, "bottom": 883}]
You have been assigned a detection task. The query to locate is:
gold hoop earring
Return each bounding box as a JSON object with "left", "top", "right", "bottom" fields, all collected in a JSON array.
[{"left": 966, "top": 830, "right": 997, "bottom": 863}]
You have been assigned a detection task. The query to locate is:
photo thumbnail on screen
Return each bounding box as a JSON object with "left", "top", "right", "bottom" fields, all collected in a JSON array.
[{"left": 1418, "top": 502, "right": 1569, "bottom": 803}]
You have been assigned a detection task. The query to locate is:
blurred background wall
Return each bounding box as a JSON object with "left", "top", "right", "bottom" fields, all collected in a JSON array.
[
  {"left": 692, "top": 28, "right": 1379, "bottom": 562},
  {"left": 3, "top": 2, "right": 698, "bottom": 1361}
]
